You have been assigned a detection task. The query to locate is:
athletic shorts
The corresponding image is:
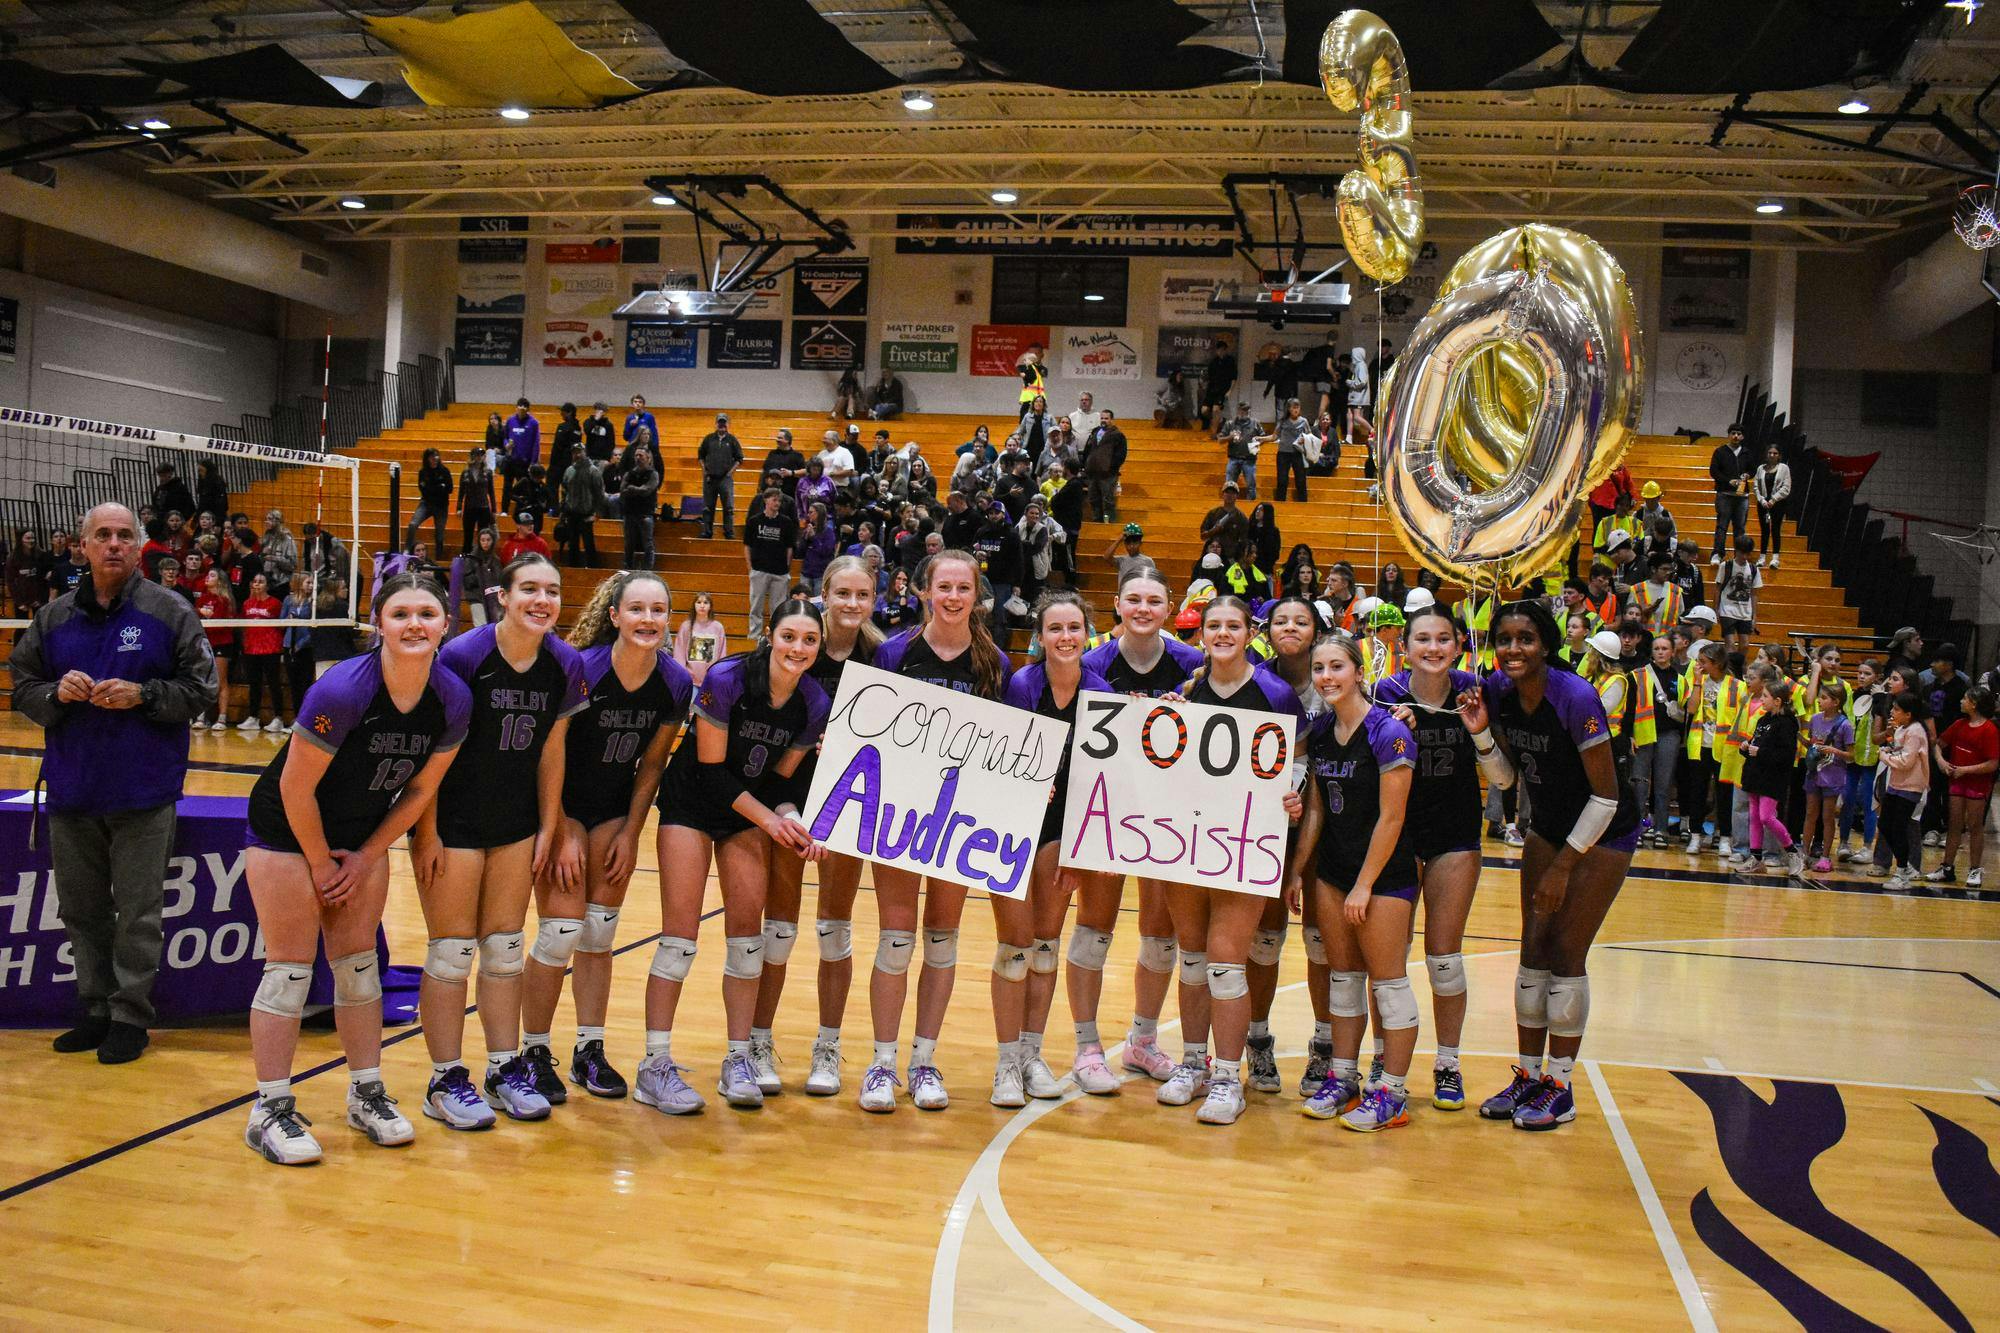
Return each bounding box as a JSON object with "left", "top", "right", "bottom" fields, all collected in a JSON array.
[
  {"left": 1410, "top": 805, "right": 1483, "bottom": 863},
  {"left": 560, "top": 796, "right": 631, "bottom": 832},
  {"left": 1527, "top": 821, "right": 1641, "bottom": 856},
  {"left": 1720, "top": 616, "right": 1754, "bottom": 637},
  {"left": 1318, "top": 872, "right": 1419, "bottom": 903},
  {"left": 436, "top": 795, "right": 539, "bottom": 851},
  {"left": 657, "top": 759, "right": 756, "bottom": 842}
]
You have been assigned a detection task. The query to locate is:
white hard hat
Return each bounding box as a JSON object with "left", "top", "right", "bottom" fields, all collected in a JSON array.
[{"left": 1588, "top": 630, "right": 1624, "bottom": 660}]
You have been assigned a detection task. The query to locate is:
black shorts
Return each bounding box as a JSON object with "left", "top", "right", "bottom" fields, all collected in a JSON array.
[
  {"left": 657, "top": 759, "right": 756, "bottom": 842},
  {"left": 436, "top": 793, "right": 539, "bottom": 851},
  {"left": 1038, "top": 798, "right": 1066, "bottom": 851},
  {"left": 1720, "top": 616, "right": 1754, "bottom": 636},
  {"left": 1409, "top": 804, "right": 1483, "bottom": 862},
  {"left": 210, "top": 640, "right": 238, "bottom": 661},
  {"left": 560, "top": 795, "right": 631, "bottom": 833}
]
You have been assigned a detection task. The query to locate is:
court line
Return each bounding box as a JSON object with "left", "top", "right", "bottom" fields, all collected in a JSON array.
[
  {"left": 0, "top": 912, "right": 717, "bottom": 1204},
  {"left": 1605, "top": 944, "right": 2000, "bottom": 1002},
  {"left": 1585, "top": 1059, "right": 1719, "bottom": 1333}
]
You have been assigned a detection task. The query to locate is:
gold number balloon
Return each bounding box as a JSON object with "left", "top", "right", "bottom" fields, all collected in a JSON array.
[
  {"left": 1319, "top": 10, "right": 1424, "bottom": 285},
  {"left": 1378, "top": 224, "right": 1643, "bottom": 588}
]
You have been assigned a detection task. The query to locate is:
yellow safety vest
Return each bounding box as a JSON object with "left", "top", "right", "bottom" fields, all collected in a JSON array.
[
  {"left": 1630, "top": 664, "right": 1663, "bottom": 747},
  {"left": 1018, "top": 360, "right": 1047, "bottom": 405},
  {"left": 1683, "top": 671, "right": 1749, "bottom": 784},
  {"left": 1364, "top": 637, "right": 1405, "bottom": 686},
  {"left": 1455, "top": 596, "right": 1495, "bottom": 670},
  {"left": 1632, "top": 581, "right": 1685, "bottom": 635},
  {"left": 1593, "top": 513, "right": 1644, "bottom": 549}
]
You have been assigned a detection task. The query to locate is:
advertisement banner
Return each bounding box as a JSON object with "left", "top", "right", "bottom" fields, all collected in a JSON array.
[
  {"left": 1662, "top": 246, "right": 1750, "bottom": 333},
  {"left": 790, "top": 319, "right": 865, "bottom": 371},
  {"left": 970, "top": 323, "right": 1051, "bottom": 377},
  {"left": 548, "top": 263, "right": 619, "bottom": 318},
  {"left": 458, "top": 215, "right": 527, "bottom": 264},
  {"left": 802, "top": 664, "right": 1065, "bottom": 896},
  {"left": 708, "top": 319, "right": 783, "bottom": 370},
  {"left": 456, "top": 264, "right": 526, "bottom": 315},
  {"left": 1154, "top": 325, "right": 1238, "bottom": 377},
  {"left": 897, "top": 212, "right": 1232, "bottom": 255},
  {"left": 624, "top": 323, "right": 699, "bottom": 369},
  {"left": 543, "top": 319, "right": 616, "bottom": 368},
  {"left": 454, "top": 317, "right": 523, "bottom": 367},
  {"left": 1160, "top": 271, "right": 1223, "bottom": 323},
  {"left": 792, "top": 259, "right": 870, "bottom": 318},
  {"left": 1061, "top": 327, "right": 1141, "bottom": 380},
  {"left": 0, "top": 294, "right": 16, "bottom": 363},
  {"left": 544, "top": 237, "right": 622, "bottom": 265},
  {"left": 1059, "top": 694, "right": 1296, "bottom": 897},
  {"left": 881, "top": 321, "right": 960, "bottom": 374}
]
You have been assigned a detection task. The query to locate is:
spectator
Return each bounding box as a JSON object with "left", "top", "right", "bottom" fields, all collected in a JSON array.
[
  {"left": 1156, "top": 369, "right": 1191, "bottom": 429},
  {"left": 235, "top": 572, "right": 286, "bottom": 733},
  {"left": 1753, "top": 444, "right": 1791, "bottom": 569},
  {"left": 298, "top": 520, "right": 348, "bottom": 587},
  {"left": 797, "top": 455, "right": 836, "bottom": 516},
  {"left": 868, "top": 367, "right": 906, "bottom": 420},
  {"left": 940, "top": 489, "right": 981, "bottom": 550},
  {"left": 1709, "top": 422, "right": 1750, "bottom": 563},
  {"left": 1257, "top": 341, "right": 1303, "bottom": 412},
  {"left": 1587, "top": 460, "right": 1635, "bottom": 535},
  {"left": 1801, "top": 682, "right": 1854, "bottom": 871},
  {"left": 48, "top": 530, "right": 88, "bottom": 600},
  {"left": 697, "top": 411, "right": 744, "bottom": 540},
  {"left": 222, "top": 526, "right": 264, "bottom": 605},
  {"left": 256, "top": 511, "right": 296, "bottom": 597},
  {"left": 1015, "top": 496, "right": 1060, "bottom": 608},
  {"left": 1218, "top": 401, "right": 1260, "bottom": 498},
  {"left": 815, "top": 429, "right": 856, "bottom": 490},
  {"left": 194, "top": 460, "right": 229, "bottom": 532},
  {"left": 760, "top": 428, "right": 808, "bottom": 515},
  {"left": 673, "top": 591, "right": 728, "bottom": 685},
  {"left": 6, "top": 529, "right": 51, "bottom": 617},
  {"left": 1877, "top": 691, "right": 1930, "bottom": 888},
  {"left": 1636, "top": 480, "right": 1675, "bottom": 545},
  {"left": 1200, "top": 481, "right": 1249, "bottom": 563},
  {"left": 460, "top": 526, "right": 503, "bottom": 628},
  {"left": 622, "top": 394, "right": 658, "bottom": 449},
  {"left": 1018, "top": 394, "right": 1053, "bottom": 462},
  {"left": 1048, "top": 460, "right": 1085, "bottom": 574},
  {"left": 1319, "top": 562, "right": 1358, "bottom": 630},
  {"left": 1278, "top": 543, "right": 1319, "bottom": 599},
  {"left": 1632, "top": 550, "right": 1686, "bottom": 634},
  {"left": 1593, "top": 490, "right": 1643, "bottom": 554},
  {"left": 406, "top": 448, "right": 453, "bottom": 554},
  {"left": 511, "top": 464, "right": 553, "bottom": 532},
  {"left": 742, "top": 489, "right": 798, "bottom": 637},
  {"left": 279, "top": 576, "right": 315, "bottom": 709},
  {"left": 482, "top": 411, "right": 505, "bottom": 472},
  {"left": 1067, "top": 392, "right": 1098, "bottom": 440},
  {"left": 307, "top": 576, "right": 358, "bottom": 678},
  {"left": 1716, "top": 534, "right": 1760, "bottom": 652},
  {"left": 958, "top": 424, "right": 997, "bottom": 467},
  {"left": 1016, "top": 342, "right": 1047, "bottom": 406},
  {"left": 553, "top": 401, "right": 583, "bottom": 461},
  {"left": 832, "top": 363, "right": 864, "bottom": 419},
  {"left": 1302, "top": 330, "right": 1341, "bottom": 420},
  {"left": 458, "top": 446, "right": 495, "bottom": 554},
  {"left": 500, "top": 398, "right": 540, "bottom": 511},
  {"left": 1633, "top": 632, "right": 1684, "bottom": 846},
  {"left": 582, "top": 401, "right": 618, "bottom": 477},
  {"left": 1311, "top": 408, "right": 1341, "bottom": 474},
  {"left": 875, "top": 567, "right": 921, "bottom": 630},
  {"left": 557, "top": 443, "right": 605, "bottom": 566},
  {"left": 195, "top": 568, "right": 236, "bottom": 729},
  {"left": 1930, "top": 685, "right": 1997, "bottom": 885},
  {"left": 973, "top": 502, "right": 1023, "bottom": 647},
  {"left": 1375, "top": 559, "right": 1410, "bottom": 611},
  {"left": 1199, "top": 335, "right": 1238, "bottom": 432},
  {"left": 907, "top": 455, "right": 939, "bottom": 505},
  {"left": 617, "top": 446, "right": 659, "bottom": 569},
  {"left": 1736, "top": 677, "right": 1802, "bottom": 874},
  {"left": 1343, "top": 347, "right": 1372, "bottom": 452},
  {"left": 844, "top": 423, "right": 870, "bottom": 480},
  {"left": 798, "top": 501, "right": 838, "bottom": 596},
  {"left": 1244, "top": 502, "right": 1281, "bottom": 593},
  {"left": 9, "top": 502, "right": 217, "bottom": 1064},
  {"left": 150, "top": 463, "right": 194, "bottom": 526},
  {"left": 499, "top": 509, "right": 554, "bottom": 566},
  {"left": 1191, "top": 538, "right": 1228, "bottom": 590},
  {"left": 1272, "top": 397, "right": 1312, "bottom": 502},
  {"left": 1603, "top": 529, "right": 1640, "bottom": 596},
  {"left": 879, "top": 455, "right": 910, "bottom": 506}
]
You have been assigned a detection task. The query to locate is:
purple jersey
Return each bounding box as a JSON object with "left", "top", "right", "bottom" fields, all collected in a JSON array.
[
  {"left": 1306, "top": 705, "right": 1418, "bottom": 890},
  {"left": 1485, "top": 667, "right": 1640, "bottom": 846},
  {"left": 1084, "top": 635, "right": 1204, "bottom": 698},
  {"left": 433, "top": 623, "right": 589, "bottom": 847},
  {"left": 247, "top": 651, "right": 471, "bottom": 853},
  {"left": 874, "top": 627, "right": 1012, "bottom": 699},
  {"left": 664, "top": 652, "right": 831, "bottom": 794},
  {"left": 562, "top": 644, "right": 693, "bottom": 825},
  {"left": 1003, "top": 661, "right": 1112, "bottom": 845},
  {"left": 1179, "top": 663, "right": 1310, "bottom": 726},
  {"left": 1806, "top": 712, "right": 1853, "bottom": 792}
]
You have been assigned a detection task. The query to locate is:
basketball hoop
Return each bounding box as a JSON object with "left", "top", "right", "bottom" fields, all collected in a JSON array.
[{"left": 1953, "top": 182, "right": 2000, "bottom": 250}]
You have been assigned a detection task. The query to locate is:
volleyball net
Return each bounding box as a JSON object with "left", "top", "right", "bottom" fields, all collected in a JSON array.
[{"left": 0, "top": 406, "right": 364, "bottom": 630}]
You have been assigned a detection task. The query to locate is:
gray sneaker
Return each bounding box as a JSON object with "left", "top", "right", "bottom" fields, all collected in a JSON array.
[
  {"left": 1299, "top": 1040, "right": 1333, "bottom": 1097},
  {"left": 1246, "top": 1035, "right": 1282, "bottom": 1093},
  {"left": 717, "top": 1052, "right": 766, "bottom": 1109},
  {"left": 634, "top": 1056, "right": 706, "bottom": 1115},
  {"left": 748, "top": 1034, "right": 783, "bottom": 1095},
  {"left": 483, "top": 1056, "right": 552, "bottom": 1121}
]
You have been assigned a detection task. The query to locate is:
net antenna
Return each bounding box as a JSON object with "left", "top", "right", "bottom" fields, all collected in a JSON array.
[
  {"left": 0, "top": 406, "right": 363, "bottom": 630},
  {"left": 614, "top": 174, "right": 852, "bottom": 325}
]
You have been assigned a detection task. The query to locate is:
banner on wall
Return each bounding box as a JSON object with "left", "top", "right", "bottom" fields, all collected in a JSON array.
[
  {"left": 454, "top": 317, "right": 523, "bottom": 367},
  {"left": 801, "top": 664, "right": 1065, "bottom": 896},
  {"left": 790, "top": 319, "right": 865, "bottom": 371},
  {"left": 1155, "top": 325, "right": 1238, "bottom": 377},
  {"left": 458, "top": 215, "right": 527, "bottom": 263},
  {"left": 545, "top": 237, "right": 621, "bottom": 265},
  {"left": 1061, "top": 327, "right": 1142, "bottom": 381},
  {"left": 881, "top": 321, "right": 960, "bottom": 373},
  {"left": 708, "top": 320, "right": 783, "bottom": 370},
  {"left": 548, "top": 264, "right": 619, "bottom": 317},
  {"left": 1653, "top": 333, "right": 1744, "bottom": 433},
  {"left": 1059, "top": 693, "right": 1296, "bottom": 897},
  {"left": 792, "top": 260, "right": 870, "bottom": 318},
  {"left": 543, "top": 319, "right": 616, "bottom": 368},
  {"left": 1662, "top": 246, "right": 1750, "bottom": 333},
  {"left": 897, "top": 212, "right": 1232, "bottom": 255},
  {"left": 456, "top": 265, "right": 526, "bottom": 315},
  {"left": 0, "top": 295, "right": 16, "bottom": 364},
  {"left": 1160, "top": 271, "right": 1223, "bottom": 323},
  {"left": 625, "top": 323, "right": 698, "bottom": 369},
  {"left": 970, "top": 323, "right": 1051, "bottom": 377}
]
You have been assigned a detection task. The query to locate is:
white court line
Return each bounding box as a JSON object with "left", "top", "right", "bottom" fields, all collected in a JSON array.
[
  {"left": 1702, "top": 1057, "right": 1726, "bottom": 1071},
  {"left": 1975, "top": 1078, "right": 1999, "bottom": 1094},
  {"left": 1585, "top": 1059, "right": 1719, "bottom": 1333}
]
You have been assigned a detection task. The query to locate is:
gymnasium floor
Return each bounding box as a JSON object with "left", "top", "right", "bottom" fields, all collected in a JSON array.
[{"left": 1, "top": 716, "right": 1995, "bottom": 1330}]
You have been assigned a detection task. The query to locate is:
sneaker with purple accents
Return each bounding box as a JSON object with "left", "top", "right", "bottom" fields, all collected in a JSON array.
[
  {"left": 1512, "top": 1077, "right": 1577, "bottom": 1131},
  {"left": 484, "top": 1056, "right": 552, "bottom": 1121},
  {"left": 857, "top": 1063, "right": 899, "bottom": 1113},
  {"left": 423, "top": 1065, "right": 496, "bottom": 1131},
  {"left": 1341, "top": 1085, "right": 1411, "bottom": 1132},
  {"left": 717, "top": 1052, "right": 765, "bottom": 1109},
  {"left": 1298, "top": 1040, "right": 1333, "bottom": 1097},
  {"left": 634, "top": 1056, "right": 705, "bottom": 1115},
  {"left": 909, "top": 1064, "right": 950, "bottom": 1111},
  {"left": 1299, "top": 1073, "right": 1361, "bottom": 1120},
  {"left": 522, "top": 1043, "right": 568, "bottom": 1106},
  {"left": 569, "top": 1039, "right": 628, "bottom": 1099},
  {"left": 1155, "top": 1058, "right": 1211, "bottom": 1107},
  {"left": 1479, "top": 1065, "right": 1543, "bottom": 1121}
]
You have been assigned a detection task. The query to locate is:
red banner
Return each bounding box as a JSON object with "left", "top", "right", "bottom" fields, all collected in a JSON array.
[
  {"left": 544, "top": 238, "right": 621, "bottom": 264},
  {"left": 970, "top": 323, "right": 1050, "bottom": 377},
  {"left": 1819, "top": 450, "right": 1880, "bottom": 491}
]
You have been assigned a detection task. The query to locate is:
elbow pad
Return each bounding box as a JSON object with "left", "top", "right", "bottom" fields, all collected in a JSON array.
[
  {"left": 1566, "top": 794, "right": 1620, "bottom": 854},
  {"left": 1471, "top": 728, "right": 1515, "bottom": 790}
]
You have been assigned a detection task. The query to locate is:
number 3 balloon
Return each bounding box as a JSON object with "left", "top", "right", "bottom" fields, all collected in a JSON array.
[
  {"left": 1319, "top": 10, "right": 1423, "bottom": 285},
  {"left": 1378, "top": 224, "right": 1643, "bottom": 588}
]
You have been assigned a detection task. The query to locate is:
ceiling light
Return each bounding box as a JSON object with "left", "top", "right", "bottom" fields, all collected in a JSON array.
[
  {"left": 1754, "top": 199, "right": 1784, "bottom": 214},
  {"left": 902, "top": 89, "right": 934, "bottom": 111},
  {"left": 990, "top": 189, "right": 1018, "bottom": 204},
  {"left": 499, "top": 106, "right": 531, "bottom": 121},
  {"left": 1838, "top": 98, "right": 1870, "bottom": 114},
  {"left": 1083, "top": 293, "right": 1105, "bottom": 302},
  {"left": 142, "top": 117, "right": 170, "bottom": 130},
  {"left": 649, "top": 193, "right": 676, "bottom": 206},
  {"left": 339, "top": 197, "right": 367, "bottom": 210}
]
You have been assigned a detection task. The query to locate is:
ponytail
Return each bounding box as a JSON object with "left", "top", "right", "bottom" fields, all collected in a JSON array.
[
  {"left": 925, "top": 548, "right": 1005, "bottom": 698},
  {"left": 741, "top": 597, "right": 825, "bottom": 701}
]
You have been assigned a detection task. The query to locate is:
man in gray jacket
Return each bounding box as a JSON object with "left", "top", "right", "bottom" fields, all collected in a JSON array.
[
  {"left": 8, "top": 503, "right": 217, "bottom": 1064},
  {"left": 558, "top": 444, "right": 606, "bottom": 567},
  {"left": 697, "top": 411, "right": 744, "bottom": 539}
]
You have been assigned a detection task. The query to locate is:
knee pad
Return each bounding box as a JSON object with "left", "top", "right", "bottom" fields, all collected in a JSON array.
[
  {"left": 761, "top": 919, "right": 798, "bottom": 966},
  {"left": 578, "top": 904, "right": 620, "bottom": 953},
  {"left": 875, "top": 929, "right": 916, "bottom": 975},
  {"left": 992, "top": 943, "right": 1029, "bottom": 982},
  {"left": 923, "top": 928, "right": 959, "bottom": 969},
  {"left": 529, "top": 916, "right": 584, "bottom": 969},
  {"left": 723, "top": 934, "right": 766, "bottom": 980},
  {"left": 1177, "top": 950, "right": 1209, "bottom": 988},
  {"left": 329, "top": 951, "right": 380, "bottom": 1008},
  {"left": 1372, "top": 975, "right": 1419, "bottom": 1030},
  {"left": 1136, "top": 935, "right": 1178, "bottom": 975},
  {"left": 251, "top": 961, "right": 312, "bottom": 1018},
  {"left": 1067, "top": 926, "right": 1113, "bottom": 972},
  {"left": 1206, "top": 961, "right": 1249, "bottom": 1001},
  {"left": 649, "top": 936, "right": 698, "bottom": 983},
  {"left": 1249, "top": 927, "right": 1287, "bottom": 967},
  {"left": 1425, "top": 952, "right": 1467, "bottom": 998},
  {"left": 1547, "top": 974, "right": 1590, "bottom": 1039},
  {"left": 423, "top": 936, "right": 477, "bottom": 984},
  {"left": 1303, "top": 926, "right": 1328, "bottom": 967},
  {"left": 1328, "top": 969, "right": 1368, "bottom": 1018},
  {"left": 1028, "top": 937, "right": 1060, "bottom": 975},
  {"left": 816, "top": 917, "right": 853, "bottom": 962},
  {"left": 478, "top": 930, "right": 525, "bottom": 979},
  {"left": 1515, "top": 966, "right": 1552, "bottom": 1029}
]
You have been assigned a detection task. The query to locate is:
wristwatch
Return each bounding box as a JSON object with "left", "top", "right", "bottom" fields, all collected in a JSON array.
[{"left": 140, "top": 679, "right": 163, "bottom": 713}]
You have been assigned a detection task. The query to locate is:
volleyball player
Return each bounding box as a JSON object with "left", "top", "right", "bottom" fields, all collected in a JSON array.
[
  {"left": 1076, "top": 566, "right": 1205, "bottom": 1090},
  {"left": 754, "top": 555, "right": 879, "bottom": 1096},
  {"left": 1467, "top": 600, "right": 1640, "bottom": 1130},
  {"left": 1375, "top": 605, "right": 1488, "bottom": 1110},
  {"left": 1245, "top": 594, "right": 1336, "bottom": 1095},
  {"left": 1163, "top": 595, "right": 1307, "bottom": 1125},
  {"left": 517, "top": 571, "right": 690, "bottom": 1105},
  {"left": 991, "top": 590, "right": 1111, "bottom": 1105},
  {"left": 860, "top": 549, "right": 1012, "bottom": 1112},
  {"left": 243, "top": 574, "right": 468, "bottom": 1165},
  {"left": 639, "top": 600, "right": 830, "bottom": 1114},
  {"left": 414, "top": 554, "right": 588, "bottom": 1129},
  {"left": 1294, "top": 632, "right": 1422, "bottom": 1131}
]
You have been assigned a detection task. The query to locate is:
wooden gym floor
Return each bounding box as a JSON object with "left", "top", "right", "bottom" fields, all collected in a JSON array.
[{"left": 0, "top": 716, "right": 1995, "bottom": 1330}]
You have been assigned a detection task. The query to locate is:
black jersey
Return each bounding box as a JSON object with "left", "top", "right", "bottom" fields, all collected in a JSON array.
[
  {"left": 1179, "top": 664, "right": 1310, "bottom": 724},
  {"left": 1374, "top": 668, "right": 1486, "bottom": 857},
  {"left": 1083, "top": 635, "right": 1205, "bottom": 698},
  {"left": 1306, "top": 706, "right": 1419, "bottom": 891},
  {"left": 1485, "top": 667, "right": 1641, "bottom": 847},
  {"left": 658, "top": 653, "right": 832, "bottom": 832},
  {"left": 1002, "top": 660, "right": 1113, "bottom": 847},
  {"left": 562, "top": 644, "right": 693, "bottom": 827},
  {"left": 873, "top": 627, "right": 1011, "bottom": 698},
  {"left": 433, "top": 623, "right": 589, "bottom": 848},
  {"left": 247, "top": 652, "right": 471, "bottom": 854}
]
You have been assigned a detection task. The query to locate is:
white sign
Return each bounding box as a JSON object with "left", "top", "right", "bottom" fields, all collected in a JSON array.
[
  {"left": 1160, "top": 270, "right": 1223, "bottom": 323},
  {"left": 1061, "top": 327, "right": 1142, "bottom": 380},
  {"left": 1060, "top": 692, "right": 1296, "bottom": 897},
  {"left": 801, "top": 663, "right": 1067, "bottom": 897},
  {"left": 456, "top": 264, "right": 526, "bottom": 314},
  {"left": 1652, "top": 332, "right": 1744, "bottom": 435},
  {"left": 548, "top": 265, "right": 619, "bottom": 317}
]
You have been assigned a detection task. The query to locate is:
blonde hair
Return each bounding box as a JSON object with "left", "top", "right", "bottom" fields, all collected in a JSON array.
[
  {"left": 920, "top": 548, "right": 1005, "bottom": 699},
  {"left": 819, "top": 555, "right": 885, "bottom": 652},
  {"left": 568, "top": 569, "right": 672, "bottom": 648}
]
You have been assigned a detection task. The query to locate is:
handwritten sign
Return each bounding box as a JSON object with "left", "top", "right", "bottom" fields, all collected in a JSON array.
[
  {"left": 1060, "top": 692, "right": 1295, "bottom": 897},
  {"left": 802, "top": 663, "right": 1066, "bottom": 897}
]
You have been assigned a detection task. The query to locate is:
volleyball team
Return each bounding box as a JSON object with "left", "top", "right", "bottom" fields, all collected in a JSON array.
[{"left": 238, "top": 549, "right": 1634, "bottom": 1166}]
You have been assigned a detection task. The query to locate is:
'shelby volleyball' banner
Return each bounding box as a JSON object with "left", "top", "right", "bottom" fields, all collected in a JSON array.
[
  {"left": 1059, "top": 693, "right": 1296, "bottom": 897},
  {"left": 802, "top": 663, "right": 1065, "bottom": 897}
]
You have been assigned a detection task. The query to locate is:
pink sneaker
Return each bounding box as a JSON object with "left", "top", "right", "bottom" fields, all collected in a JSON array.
[
  {"left": 1121, "top": 1034, "right": 1175, "bottom": 1082},
  {"left": 1072, "top": 1046, "right": 1120, "bottom": 1096},
  {"left": 1813, "top": 857, "right": 1832, "bottom": 874}
]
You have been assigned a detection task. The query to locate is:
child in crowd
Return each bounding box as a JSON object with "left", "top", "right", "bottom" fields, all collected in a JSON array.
[
  {"left": 1802, "top": 683, "right": 1853, "bottom": 872},
  {"left": 1877, "top": 692, "right": 1930, "bottom": 889},
  {"left": 1737, "top": 677, "right": 1802, "bottom": 876},
  {"left": 1929, "top": 685, "right": 1997, "bottom": 887}
]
